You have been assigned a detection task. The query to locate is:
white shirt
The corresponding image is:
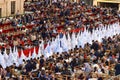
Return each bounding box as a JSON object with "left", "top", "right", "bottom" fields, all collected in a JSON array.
[{"left": 89, "top": 78, "right": 97, "bottom": 80}]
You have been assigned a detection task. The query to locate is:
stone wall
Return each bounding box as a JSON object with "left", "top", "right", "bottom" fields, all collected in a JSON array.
[{"left": 0, "top": 0, "right": 25, "bottom": 17}]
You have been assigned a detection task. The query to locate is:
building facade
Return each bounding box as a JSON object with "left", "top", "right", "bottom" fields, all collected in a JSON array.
[
  {"left": 93, "top": 0, "right": 120, "bottom": 10},
  {"left": 0, "top": 0, "right": 120, "bottom": 17},
  {"left": 0, "top": 0, "right": 25, "bottom": 17}
]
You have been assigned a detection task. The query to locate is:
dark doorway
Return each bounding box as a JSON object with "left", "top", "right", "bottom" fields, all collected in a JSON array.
[
  {"left": 100, "top": 2, "right": 119, "bottom": 10},
  {"left": 11, "top": 1, "right": 16, "bottom": 14},
  {"left": 82, "top": 0, "right": 93, "bottom": 6}
]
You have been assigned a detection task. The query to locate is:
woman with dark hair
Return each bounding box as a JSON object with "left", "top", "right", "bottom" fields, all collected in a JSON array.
[{"left": 78, "top": 73, "right": 85, "bottom": 80}]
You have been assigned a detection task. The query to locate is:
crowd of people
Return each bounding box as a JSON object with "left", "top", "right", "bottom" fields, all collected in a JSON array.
[
  {"left": 0, "top": 0, "right": 120, "bottom": 80},
  {"left": 1, "top": 31, "right": 120, "bottom": 80},
  {"left": 0, "top": 1, "right": 119, "bottom": 49}
]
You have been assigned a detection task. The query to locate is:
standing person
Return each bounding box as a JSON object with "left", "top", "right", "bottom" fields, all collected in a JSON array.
[
  {"left": 45, "top": 0, "right": 50, "bottom": 5},
  {"left": 25, "top": 60, "right": 32, "bottom": 73},
  {"left": 16, "top": 10, "right": 20, "bottom": 17},
  {"left": 39, "top": 55, "right": 45, "bottom": 70},
  {"left": 70, "top": 57, "right": 76, "bottom": 72},
  {"left": 115, "top": 59, "right": 120, "bottom": 76},
  {"left": 84, "top": 62, "right": 92, "bottom": 76}
]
